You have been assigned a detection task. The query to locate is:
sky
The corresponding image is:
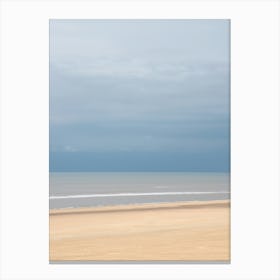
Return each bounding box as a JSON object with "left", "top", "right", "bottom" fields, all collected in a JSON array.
[{"left": 49, "top": 19, "right": 230, "bottom": 172}]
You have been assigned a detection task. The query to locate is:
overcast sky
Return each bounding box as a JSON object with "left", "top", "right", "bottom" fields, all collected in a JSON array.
[{"left": 50, "top": 19, "right": 230, "bottom": 172}]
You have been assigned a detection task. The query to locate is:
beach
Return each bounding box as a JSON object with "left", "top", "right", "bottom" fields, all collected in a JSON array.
[{"left": 49, "top": 200, "right": 230, "bottom": 261}]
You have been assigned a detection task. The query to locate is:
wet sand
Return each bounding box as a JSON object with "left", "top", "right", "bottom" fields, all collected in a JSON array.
[{"left": 49, "top": 200, "right": 230, "bottom": 261}]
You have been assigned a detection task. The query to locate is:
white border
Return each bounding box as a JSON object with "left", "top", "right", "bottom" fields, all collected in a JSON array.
[{"left": 1, "top": 0, "right": 279, "bottom": 279}]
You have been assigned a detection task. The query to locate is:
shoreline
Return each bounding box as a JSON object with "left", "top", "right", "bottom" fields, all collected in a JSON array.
[
  {"left": 50, "top": 199, "right": 229, "bottom": 214},
  {"left": 50, "top": 200, "right": 230, "bottom": 261}
]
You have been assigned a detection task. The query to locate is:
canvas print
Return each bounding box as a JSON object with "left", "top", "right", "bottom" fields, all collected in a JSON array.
[{"left": 49, "top": 19, "right": 230, "bottom": 262}]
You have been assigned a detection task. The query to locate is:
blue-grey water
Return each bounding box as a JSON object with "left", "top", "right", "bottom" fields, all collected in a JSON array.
[{"left": 49, "top": 172, "right": 230, "bottom": 209}]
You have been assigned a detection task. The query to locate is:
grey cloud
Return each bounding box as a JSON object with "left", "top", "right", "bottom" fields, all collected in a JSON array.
[
  {"left": 50, "top": 19, "right": 230, "bottom": 172},
  {"left": 50, "top": 62, "right": 229, "bottom": 125},
  {"left": 50, "top": 19, "right": 229, "bottom": 64}
]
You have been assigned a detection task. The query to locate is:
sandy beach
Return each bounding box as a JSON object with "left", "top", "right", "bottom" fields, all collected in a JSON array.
[{"left": 49, "top": 200, "right": 230, "bottom": 261}]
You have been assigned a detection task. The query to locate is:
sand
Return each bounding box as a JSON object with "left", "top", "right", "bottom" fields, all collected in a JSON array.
[{"left": 49, "top": 200, "right": 230, "bottom": 262}]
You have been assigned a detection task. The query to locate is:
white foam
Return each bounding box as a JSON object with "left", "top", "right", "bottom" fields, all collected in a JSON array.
[{"left": 49, "top": 191, "right": 229, "bottom": 200}]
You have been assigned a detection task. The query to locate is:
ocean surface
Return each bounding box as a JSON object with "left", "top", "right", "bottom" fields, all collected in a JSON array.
[{"left": 49, "top": 172, "right": 230, "bottom": 209}]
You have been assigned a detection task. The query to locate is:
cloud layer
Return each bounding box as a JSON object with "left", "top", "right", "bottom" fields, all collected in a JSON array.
[{"left": 50, "top": 20, "right": 230, "bottom": 171}]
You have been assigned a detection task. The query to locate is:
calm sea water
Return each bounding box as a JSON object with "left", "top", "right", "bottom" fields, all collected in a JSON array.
[{"left": 49, "top": 172, "right": 230, "bottom": 209}]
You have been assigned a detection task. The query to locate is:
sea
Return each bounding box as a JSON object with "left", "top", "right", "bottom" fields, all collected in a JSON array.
[{"left": 49, "top": 172, "right": 230, "bottom": 209}]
